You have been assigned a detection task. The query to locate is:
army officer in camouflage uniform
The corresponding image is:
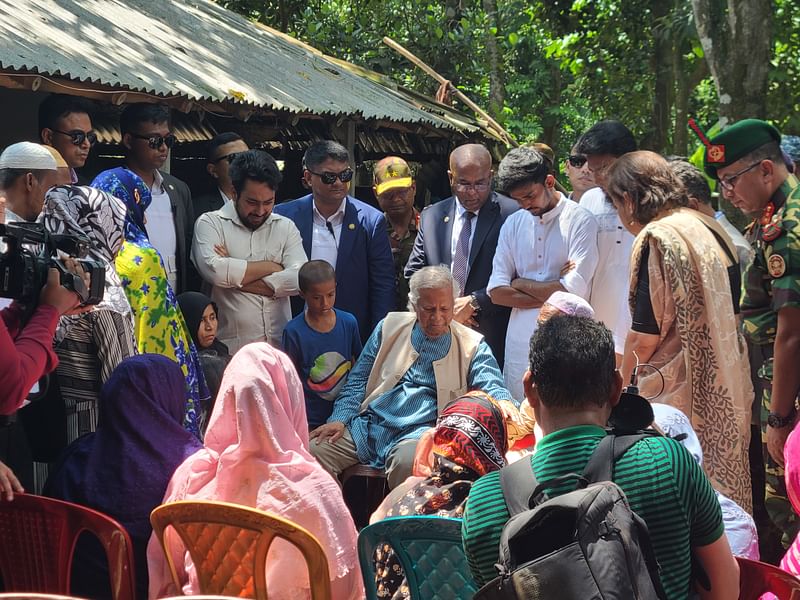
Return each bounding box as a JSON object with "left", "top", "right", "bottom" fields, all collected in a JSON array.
[{"left": 705, "top": 119, "right": 800, "bottom": 540}]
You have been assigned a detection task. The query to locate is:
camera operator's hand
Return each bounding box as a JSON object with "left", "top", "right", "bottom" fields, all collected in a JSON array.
[
  {"left": 39, "top": 268, "right": 83, "bottom": 315},
  {"left": 0, "top": 460, "right": 23, "bottom": 501}
]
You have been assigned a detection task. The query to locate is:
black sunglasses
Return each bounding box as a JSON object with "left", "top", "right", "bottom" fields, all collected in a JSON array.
[
  {"left": 307, "top": 167, "right": 354, "bottom": 185},
  {"left": 53, "top": 128, "right": 98, "bottom": 146},
  {"left": 567, "top": 154, "right": 587, "bottom": 168},
  {"left": 131, "top": 133, "right": 177, "bottom": 149},
  {"left": 213, "top": 152, "right": 241, "bottom": 165}
]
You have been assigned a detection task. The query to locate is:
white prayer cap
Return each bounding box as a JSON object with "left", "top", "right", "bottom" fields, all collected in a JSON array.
[
  {"left": 0, "top": 142, "right": 57, "bottom": 171},
  {"left": 543, "top": 290, "right": 595, "bottom": 319}
]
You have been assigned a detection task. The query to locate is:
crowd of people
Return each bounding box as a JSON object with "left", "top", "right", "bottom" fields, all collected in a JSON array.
[{"left": 2, "top": 92, "right": 800, "bottom": 599}]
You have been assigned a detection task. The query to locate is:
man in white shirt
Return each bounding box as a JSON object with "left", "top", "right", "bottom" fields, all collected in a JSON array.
[
  {"left": 121, "top": 103, "right": 196, "bottom": 293},
  {"left": 193, "top": 132, "right": 250, "bottom": 218},
  {"left": 192, "top": 150, "right": 307, "bottom": 353},
  {"left": 574, "top": 121, "right": 638, "bottom": 362},
  {"left": 488, "top": 146, "right": 598, "bottom": 401}
]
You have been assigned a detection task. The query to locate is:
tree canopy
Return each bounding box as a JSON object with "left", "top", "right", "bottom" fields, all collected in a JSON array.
[{"left": 219, "top": 0, "right": 800, "bottom": 156}]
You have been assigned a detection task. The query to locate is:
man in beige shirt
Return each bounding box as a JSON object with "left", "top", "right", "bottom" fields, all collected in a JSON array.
[{"left": 192, "top": 150, "right": 307, "bottom": 353}]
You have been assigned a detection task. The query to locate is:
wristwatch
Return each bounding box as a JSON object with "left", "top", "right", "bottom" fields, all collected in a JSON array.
[
  {"left": 469, "top": 293, "right": 481, "bottom": 313},
  {"left": 767, "top": 408, "right": 797, "bottom": 429}
]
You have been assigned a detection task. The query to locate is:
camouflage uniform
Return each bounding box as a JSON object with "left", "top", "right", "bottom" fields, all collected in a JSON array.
[
  {"left": 386, "top": 209, "right": 419, "bottom": 311},
  {"left": 741, "top": 173, "right": 800, "bottom": 541}
]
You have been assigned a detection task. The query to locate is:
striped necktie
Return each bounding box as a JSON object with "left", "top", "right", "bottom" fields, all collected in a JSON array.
[{"left": 452, "top": 211, "right": 475, "bottom": 295}]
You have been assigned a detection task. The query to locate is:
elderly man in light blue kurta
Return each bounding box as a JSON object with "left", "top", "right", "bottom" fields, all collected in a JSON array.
[{"left": 309, "top": 266, "right": 517, "bottom": 489}]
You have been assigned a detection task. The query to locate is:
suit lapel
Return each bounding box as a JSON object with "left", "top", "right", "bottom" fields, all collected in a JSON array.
[
  {"left": 298, "top": 196, "right": 314, "bottom": 258},
  {"left": 469, "top": 194, "right": 500, "bottom": 269},
  {"left": 440, "top": 198, "right": 456, "bottom": 265},
  {"left": 336, "top": 198, "right": 358, "bottom": 272}
]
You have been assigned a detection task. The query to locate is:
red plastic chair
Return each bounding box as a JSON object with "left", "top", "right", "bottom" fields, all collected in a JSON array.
[
  {"left": 737, "top": 556, "right": 800, "bottom": 599},
  {"left": 0, "top": 493, "right": 136, "bottom": 600}
]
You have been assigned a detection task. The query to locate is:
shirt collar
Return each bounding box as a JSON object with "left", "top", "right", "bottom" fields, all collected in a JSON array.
[
  {"left": 219, "top": 187, "right": 233, "bottom": 204},
  {"left": 772, "top": 174, "right": 799, "bottom": 211},
  {"left": 536, "top": 424, "right": 606, "bottom": 453},
  {"left": 312, "top": 197, "right": 347, "bottom": 224},
  {"left": 538, "top": 192, "right": 567, "bottom": 224},
  {"left": 455, "top": 197, "right": 481, "bottom": 219},
  {"left": 152, "top": 169, "right": 165, "bottom": 192}
]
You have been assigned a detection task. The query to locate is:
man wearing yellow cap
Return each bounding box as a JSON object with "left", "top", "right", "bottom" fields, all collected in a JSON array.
[
  {"left": 706, "top": 118, "right": 800, "bottom": 541},
  {"left": 373, "top": 157, "right": 418, "bottom": 310}
]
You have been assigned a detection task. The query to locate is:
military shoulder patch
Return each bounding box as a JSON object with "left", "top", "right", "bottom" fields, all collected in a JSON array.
[{"left": 768, "top": 253, "right": 786, "bottom": 278}]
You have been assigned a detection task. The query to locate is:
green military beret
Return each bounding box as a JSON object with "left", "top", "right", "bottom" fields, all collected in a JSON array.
[{"left": 703, "top": 119, "right": 782, "bottom": 178}]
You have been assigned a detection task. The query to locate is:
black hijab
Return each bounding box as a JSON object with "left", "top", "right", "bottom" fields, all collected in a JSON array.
[{"left": 176, "top": 291, "right": 229, "bottom": 356}]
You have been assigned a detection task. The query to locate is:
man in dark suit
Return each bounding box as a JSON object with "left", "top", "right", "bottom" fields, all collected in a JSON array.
[
  {"left": 405, "top": 143, "right": 518, "bottom": 366},
  {"left": 273, "top": 141, "right": 394, "bottom": 343},
  {"left": 193, "top": 132, "right": 249, "bottom": 218},
  {"left": 121, "top": 103, "right": 196, "bottom": 293}
]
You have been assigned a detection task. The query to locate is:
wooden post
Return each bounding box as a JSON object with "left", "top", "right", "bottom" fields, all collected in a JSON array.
[{"left": 382, "top": 37, "right": 517, "bottom": 147}]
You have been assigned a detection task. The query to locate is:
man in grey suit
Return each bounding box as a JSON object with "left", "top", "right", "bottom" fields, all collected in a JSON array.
[
  {"left": 121, "top": 103, "right": 196, "bottom": 293},
  {"left": 405, "top": 143, "right": 518, "bottom": 367}
]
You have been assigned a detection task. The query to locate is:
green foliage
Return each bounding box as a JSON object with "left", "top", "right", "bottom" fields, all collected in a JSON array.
[{"left": 218, "top": 0, "right": 800, "bottom": 157}]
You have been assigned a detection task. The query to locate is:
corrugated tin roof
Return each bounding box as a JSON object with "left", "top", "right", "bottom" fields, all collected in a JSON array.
[
  {"left": 93, "top": 110, "right": 217, "bottom": 144},
  {"left": 0, "top": 0, "right": 491, "bottom": 135}
]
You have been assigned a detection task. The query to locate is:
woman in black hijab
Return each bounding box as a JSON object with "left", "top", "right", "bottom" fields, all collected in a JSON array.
[{"left": 177, "top": 292, "right": 230, "bottom": 432}]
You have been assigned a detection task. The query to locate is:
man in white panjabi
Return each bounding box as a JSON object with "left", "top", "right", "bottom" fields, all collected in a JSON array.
[{"left": 487, "top": 146, "right": 598, "bottom": 402}]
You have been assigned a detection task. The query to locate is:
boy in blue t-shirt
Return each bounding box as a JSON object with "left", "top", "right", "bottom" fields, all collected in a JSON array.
[{"left": 282, "top": 260, "right": 362, "bottom": 429}]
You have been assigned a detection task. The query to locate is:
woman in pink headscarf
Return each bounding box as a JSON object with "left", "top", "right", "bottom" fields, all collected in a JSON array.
[
  {"left": 147, "top": 343, "right": 362, "bottom": 600},
  {"left": 778, "top": 427, "right": 800, "bottom": 577}
]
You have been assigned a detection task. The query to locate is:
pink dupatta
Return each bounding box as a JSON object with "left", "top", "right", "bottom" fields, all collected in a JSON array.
[{"left": 147, "top": 343, "right": 362, "bottom": 600}]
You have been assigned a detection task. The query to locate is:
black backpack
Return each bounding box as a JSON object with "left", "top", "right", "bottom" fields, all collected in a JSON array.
[{"left": 473, "top": 434, "right": 668, "bottom": 600}]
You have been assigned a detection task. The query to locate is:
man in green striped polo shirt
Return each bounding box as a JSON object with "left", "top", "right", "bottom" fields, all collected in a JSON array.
[{"left": 461, "top": 316, "right": 739, "bottom": 599}]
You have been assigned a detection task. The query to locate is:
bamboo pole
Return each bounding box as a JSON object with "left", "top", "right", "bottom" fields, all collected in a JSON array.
[{"left": 382, "top": 36, "right": 517, "bottom": 147}]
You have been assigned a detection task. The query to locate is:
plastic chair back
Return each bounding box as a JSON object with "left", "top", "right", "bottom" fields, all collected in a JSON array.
[
  {"left": 150, "top": 500, "right": 331, "bottom": 599},
  {"left": 737, "top": 556, "right": 800, "bottom": 599},
  {"left": 0, "top": 594, "right": 88, "bottom": 599},
  {"left": 358, "top": 515, "right": 477, "bottom": 600},
  {"left": 0, "top": 493, "right": 135, "bottom": 600}
]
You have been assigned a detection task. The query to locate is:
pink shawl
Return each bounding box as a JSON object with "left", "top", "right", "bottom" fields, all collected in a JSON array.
[
  {"left": 147, "top": 343, "right": 363, "bottom": 600},
  {"left": 780, "top": 427, "right": 800, "bottom": 577}
]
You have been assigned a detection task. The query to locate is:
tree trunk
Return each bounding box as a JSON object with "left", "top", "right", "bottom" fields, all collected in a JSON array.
[
  {"left": 482, "top": 0, "right": 505, "bottom": 119},
  {"left": 691, "top": 0, "right": 772, "bottom": 124},
  {"left": 644, "top": 0, "right": 674, "bottom": 152}
]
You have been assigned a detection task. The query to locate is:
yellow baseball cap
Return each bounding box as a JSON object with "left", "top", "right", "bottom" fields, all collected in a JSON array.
[{"left": 374, "top": 156, "right": 413, "bottom": 195}]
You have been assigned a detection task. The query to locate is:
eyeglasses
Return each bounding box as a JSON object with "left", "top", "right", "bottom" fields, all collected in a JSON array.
[
  {"left": 567, "top": 154, "right": 587, "bottom": 168},
  {"left": 718, "top": 161, "right": 761, "bottom": 191},
  {"left": 307, "top": 167, "right": 354, "bottom": 184},
  {"left": 130, "top": 133, "right": 177, "bottom": 149},
  {"left": 454, "top": 181, "right": 491, "bottom": 193},
  {"left": 213, "top": 152, "right": 241, "bottom": 164},
  {"left": 53, "top": 128, "right": 97, "bottom": 146}
]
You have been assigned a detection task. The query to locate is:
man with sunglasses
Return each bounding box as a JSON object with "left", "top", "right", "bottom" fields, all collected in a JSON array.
[
  {"left": 563, "top": 148, "right": 595, "bottom": 202},
  {"left": 38, "top": 94, "right": 96, "bottom": 184},
  {"left": 405, "top": 143, "right": 518, "bottom": 368},
  {"left": 574, "top": 121, "right": 637, "bottom": 365},
  {"left": 194, "top": 132, "right": 249, "bottom": 219},
  {"left": 120, "top": 103, "right": 196, "bottom": 294},
  {"left": 705, "top": 119, "right": 800, "bottom": 544},
  {"left": 273, "top": 140, "right": 394, "bottom": 344}
]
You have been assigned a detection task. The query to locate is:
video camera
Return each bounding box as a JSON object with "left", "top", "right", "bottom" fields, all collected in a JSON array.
[{"left": 0, "top": 221, "right": 105, "bottom": 309}]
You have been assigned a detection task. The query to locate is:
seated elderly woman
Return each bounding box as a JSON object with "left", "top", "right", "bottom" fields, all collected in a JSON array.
[
  {"left": 369, "top": 390, "right": 507, "bottom": 599},
  {"left": 309, "top": 265, "right": 516, "bottom": 489}
]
